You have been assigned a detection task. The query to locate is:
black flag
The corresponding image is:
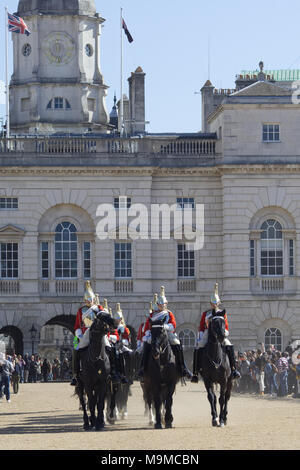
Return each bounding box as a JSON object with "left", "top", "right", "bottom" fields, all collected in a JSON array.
[{"left": 122, "top": 19, "right": 133, "bottom": 43}]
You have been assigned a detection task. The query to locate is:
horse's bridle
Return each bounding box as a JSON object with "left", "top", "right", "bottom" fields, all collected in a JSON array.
[
  {"left": 207, "top": 316, "right": 226, "bottom": 369},
  {"left": 151, "top": 325, "right": 169, "bottom": 360},
  {"left": 88, "top": 319, "right": 108, "bottom": 364}
]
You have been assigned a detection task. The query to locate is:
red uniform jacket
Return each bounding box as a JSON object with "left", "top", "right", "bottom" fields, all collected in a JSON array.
[
  {"left": 119, "top": 326, "right": 130, "bottom": 342},
  {"left": 74, "top": 304, "right": 104, "bottom": 335},
  {"left": 108, "top": 330, "right": 120, "bottom": 342},
  {"left": 137, "top": 323, "right": 145, "bottom": 341},
  {"left": 143, "top": 310, "right": 176, "bottom": 337},
  {"left": 198, "top": 310, "right": 229, "bottom": 333}
]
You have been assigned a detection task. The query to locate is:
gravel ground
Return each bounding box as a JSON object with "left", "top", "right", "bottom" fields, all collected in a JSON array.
[{"left": 0, "top": 380, "right": 299, "bottom": 451}]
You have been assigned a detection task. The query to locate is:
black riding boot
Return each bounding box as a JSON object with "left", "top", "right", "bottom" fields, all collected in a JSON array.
[
  {"left": 172, "top": 344, "right": 193, "bottom": 380},
  {"left": 226, "top": 345, "right": 241, "bottom": 380},
  {"left": 191, "top": 349, "right": 200, "bottom": 383},
  {"left": 70, "top": 349, "right": 81, "bottom": 386},
  {"left": 138, "top": 342, "right": 151, "bottom": 381},
  {"left": 106, "top": 346, "right": 121, "bottom": 385},
  {"left": 118, "top": 352, "right": 129, "bottom": 384},
  {"left": 193, "top": 348, "right": 204, "bottom": 379}
]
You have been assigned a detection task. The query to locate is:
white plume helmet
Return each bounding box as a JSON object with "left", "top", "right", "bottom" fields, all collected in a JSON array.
[
  {"left": 103, "top": 298, "right": 109, "bottom": 313},
  {"left": 114, "top": 303, "right": 123, "bottom": 321},
  {"left": 83, "top": 280, "right": 95, "bottom": 303},
  {"left": 210, "top": 283, "right": 221, "bottom": 305},
  {"left": 157, "top": 286, "right": 167, "bottom": 305}
]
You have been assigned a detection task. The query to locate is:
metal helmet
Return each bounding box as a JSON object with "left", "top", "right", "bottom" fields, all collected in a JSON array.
[
  {"left": 114, "top": 303, "right": 123, "bottom": 321},
  {"left": 94, "top": 293, "right": 100, "bottom": 306},
  {"left": 157, "top": 286, "right": 167, "bottom": 305},
  {"left": 153, "top": 293, "right": 158, "bottom": 310},
  {"left": 102, "top": 298, "right": 109, "bottom": 313},
  {"left": 210, "top": 283, "right": 221, "bottom": 306},
  {"left": 83, "top": 281, "right": 95, "bottom": 304}
]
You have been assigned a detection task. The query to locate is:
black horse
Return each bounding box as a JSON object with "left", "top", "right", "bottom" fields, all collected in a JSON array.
[
  {"left": 105, "top": 346, "right": 133, "bottom": 422},
  {"left": 143, "top": 318, "right": 181, "bottom": 429},
  {"left": 74, "top": 313, "right": 117, "bottom": 431},
  {"left": 200, "top": 310, "right": 233, "bottom": 427}
]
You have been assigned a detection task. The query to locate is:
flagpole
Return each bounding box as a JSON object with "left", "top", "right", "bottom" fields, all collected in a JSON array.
[
  {"left": 5, "top": 6, "right": 10, "bottom": 139},
  {"left": 120, "top": 7, "right": 124, "bottom": 137}
]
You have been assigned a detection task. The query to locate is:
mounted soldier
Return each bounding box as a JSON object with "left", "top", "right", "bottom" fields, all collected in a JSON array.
[
  {"left": 138, "top": 286, "right": 192, "bottom": 380},
  {"left": 70, "top": 282, "right": 125, "bottom": 386},
  {"left": 191, "top": 283, "right": 241, "bottom": 383}
]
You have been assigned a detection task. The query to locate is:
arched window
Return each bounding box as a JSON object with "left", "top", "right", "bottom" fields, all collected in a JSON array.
[
  {"left": 55, "top": 222, "right": 77, "bottom": 278},
  {"left": 47, "top": 98, "right": 71, "bottom": 110},
  {"left": 260, "top": 219, "right": 283, "bottom": 276},
  {"left": 265, "top": 328, "right": 282, "bottom": 351},
  {"left": 178, "top": 329, "right": 196, "bottom": 349}
]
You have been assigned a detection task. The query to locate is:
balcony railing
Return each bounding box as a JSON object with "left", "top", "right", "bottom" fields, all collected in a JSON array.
[
  {"left": 177, "top": 279, "right": 196, "bottom": 293},
  {"left": 0, "top": 135, "right": 218, "bottom": 157},
  {"left": 0, "top": 280, "right": 20, "bottom": 294}
]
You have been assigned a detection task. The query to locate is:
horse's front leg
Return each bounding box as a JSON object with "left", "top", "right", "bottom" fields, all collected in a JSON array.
[
  {"left": 76, "top": 384, "right": 90, "bottom": 430},
  {"left": 219, "top": 383, "right": 227, "bottom": 427},
  {"left": 204, "top": 379, "right": 218, "bottom": 427},
  {"left": 164, "top": 384, "right": 175, "bottom": 428},
  {"left": 95, "top": 385, "right": 106, "bottom": 431},
  {"left": 86, "top": 388, "right": 96, "bottom": 428},
  {"left": 153, "top": 389, "right": 163, "bottom": 429},
  {"left": 108, "top": 382, "right": 118, "bottom": 424},
  {"left": 221, "top": 379, "right": 232, "bottom": 427}
]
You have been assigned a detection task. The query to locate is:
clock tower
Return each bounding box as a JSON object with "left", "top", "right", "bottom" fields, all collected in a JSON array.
[{"left": 10, "top": 0, "right": 110, "bottom": 134}]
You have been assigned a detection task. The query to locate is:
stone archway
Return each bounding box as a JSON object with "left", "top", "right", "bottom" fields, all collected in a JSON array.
[
  {"left": 0, "top": 325, "right": 23, "bottom": 355},
  {"left": 45, "top": 314, "right": 76, "bottom": 333}
]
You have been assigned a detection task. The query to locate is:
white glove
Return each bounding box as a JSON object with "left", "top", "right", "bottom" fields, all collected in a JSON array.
[
  {"left": 75, "top": 329, "right": 83, "bottom": 338},
  {"left": 109, "top": 335, "right": 117, "bottom": 344},
  {"left": 164, "top": 323, "right": 174, "bottom": 332}
]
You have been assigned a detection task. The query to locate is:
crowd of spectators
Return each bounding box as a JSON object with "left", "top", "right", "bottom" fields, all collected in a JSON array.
[
  {"left": 234, "top": 345, "right": 300, "bottom": 397},
  {"left": 0, "top": 353, "right": 72, "bottom": 402}
]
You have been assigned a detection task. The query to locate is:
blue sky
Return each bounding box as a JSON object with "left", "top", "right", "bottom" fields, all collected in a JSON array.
[{"left": 0, "top": 0, "right": 300, "bottom": 133}]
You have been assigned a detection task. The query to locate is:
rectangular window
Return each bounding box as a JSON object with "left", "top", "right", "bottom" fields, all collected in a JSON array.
[
  {"left": 41, "top": 242, "right": 49, "bottom": 279},
  {"left": 261, "top": 240, "right": 283, "bottom": 276},
  {"left": 0, "top": 243, "right": 18, "bottom": 278},
  {"left": 0, "top": 197, "right": 18, "bottom": 210},
  {"left": 289, "top": 239, "right": 294, "bottom": 276},
  {"left": 114, "top": 243, "right": 132, "bottom": 278},
  {"left": 250, "top": 240, "right": 255, "bottom": 277},
  {"left": 83, "top": 242, "right": 91, "bottom": 279},
  {"left": 177, "top": 244, "right": 195, "bottom": 278},
  {"left": 262, "top": 124, "right": 280, "bottom": 142},
  {"left": 114, "top": 196, "right": 132, "bottom": 209},
  {"left": 176, "top": 197, "right": 195, "bottom": 210},
  {"left": 54, "top": 97, "right": 64, "bottom": 109}
]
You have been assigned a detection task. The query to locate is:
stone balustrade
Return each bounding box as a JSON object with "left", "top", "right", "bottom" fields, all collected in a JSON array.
[{"left": 0, "top": 135, "right": 218, "bottom": 156}]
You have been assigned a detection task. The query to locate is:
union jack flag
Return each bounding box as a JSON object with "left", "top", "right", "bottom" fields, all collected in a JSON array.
[{"left": 8, "top": 13, "right": 31, "bottom": 36}]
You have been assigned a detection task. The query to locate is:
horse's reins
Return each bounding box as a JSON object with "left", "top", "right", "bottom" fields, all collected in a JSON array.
[{"left": 207, "top": 317, "right": 225, "bottom": 369}]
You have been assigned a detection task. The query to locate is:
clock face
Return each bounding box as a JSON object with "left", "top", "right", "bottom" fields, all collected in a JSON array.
[
  {"left": 85, "top": 44, "right": 93, "bottom": 57},
  {"left": 42, "top": 32, "right": 75, "bottom": 65},
  {"left": 22, "top": 43, "right": 32, "bottom": 57}
]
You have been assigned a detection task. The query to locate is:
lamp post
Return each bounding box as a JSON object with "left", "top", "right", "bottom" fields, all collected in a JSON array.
[{"left": 29, "top": 324, "right": 37, "bottom": 356}]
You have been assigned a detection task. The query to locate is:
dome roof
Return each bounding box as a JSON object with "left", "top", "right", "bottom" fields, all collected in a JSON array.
[{"left": 17, "top": 0, "right": 97, "bottom": 16}]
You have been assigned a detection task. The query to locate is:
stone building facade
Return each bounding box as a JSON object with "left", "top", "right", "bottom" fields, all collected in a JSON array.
[{"left": 0, "top": 0, "right": 300, "bottom": 356}]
